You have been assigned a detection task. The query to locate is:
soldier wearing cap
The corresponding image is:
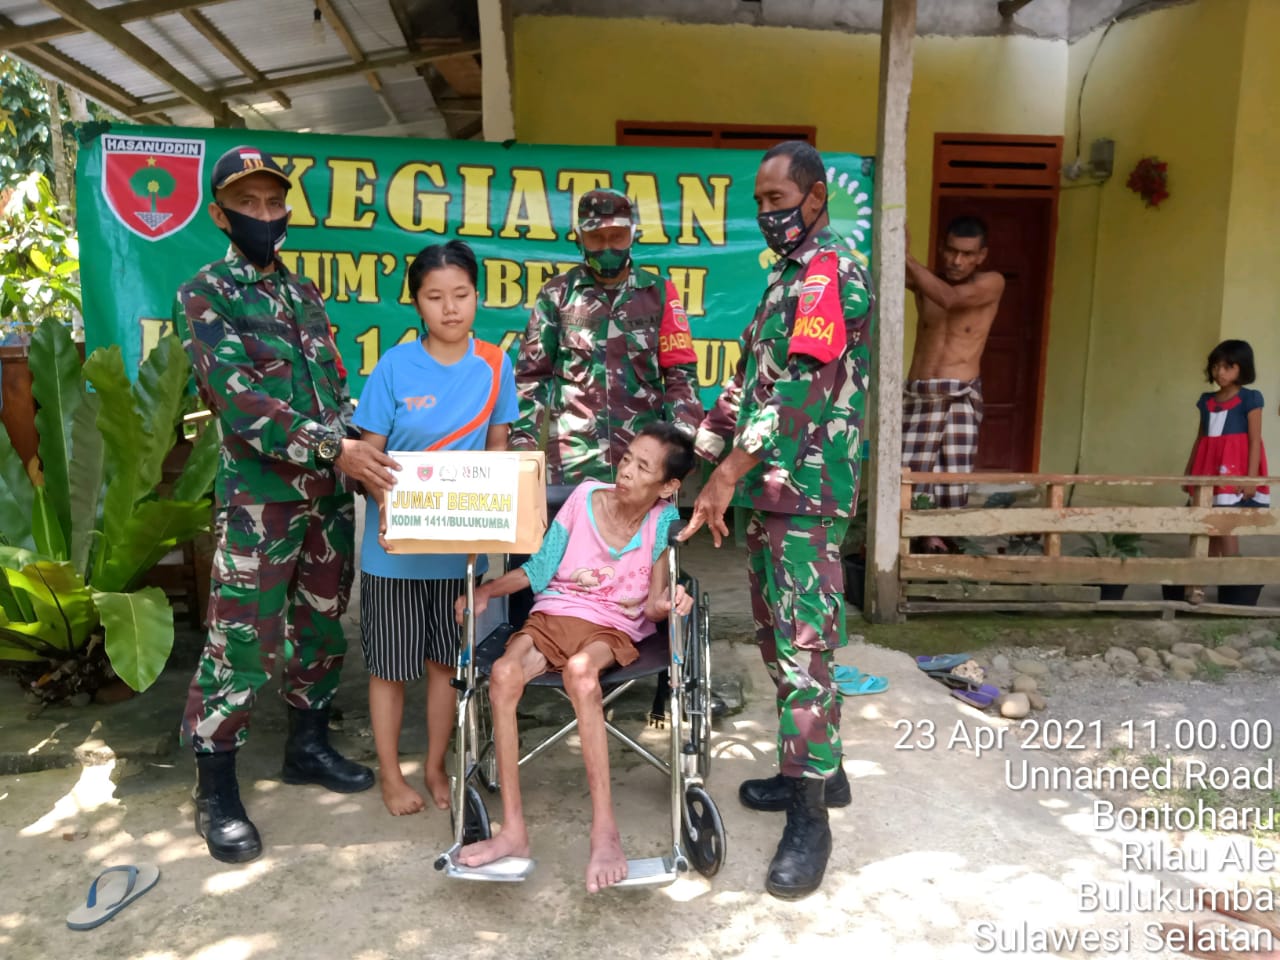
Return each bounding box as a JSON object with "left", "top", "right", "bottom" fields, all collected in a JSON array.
[
  {"left": 510, "top": 188, "right": 704, "bottom": 486},
  {"left": 175, "top": 145, "right": 400, "bottom": 864}
]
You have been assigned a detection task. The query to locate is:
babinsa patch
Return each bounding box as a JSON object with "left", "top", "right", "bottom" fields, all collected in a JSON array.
[{"left": 789, "top": 251, "right": 845, "bottom": 363}]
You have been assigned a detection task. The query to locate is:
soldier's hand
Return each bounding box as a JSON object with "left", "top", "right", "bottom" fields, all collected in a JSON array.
[
  {"left": 680, "top": 471, "right": 734, "bottom": 548},
  {"left": 336, "top": 439, "right": 399, "bottom": 493}
]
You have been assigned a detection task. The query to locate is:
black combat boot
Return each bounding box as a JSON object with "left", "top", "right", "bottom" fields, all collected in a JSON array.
[
  {"left": 194, "top": 751, "right": 262, "bottom": 864},
  {"left": 765, "top": 776, "right": 832, "bottom": 900},
  {"left": 281, "top": 705, "right": 375, "bottom": 793},
  {"left": 739, "top": 762, "right": 851, "bottom": 811}
]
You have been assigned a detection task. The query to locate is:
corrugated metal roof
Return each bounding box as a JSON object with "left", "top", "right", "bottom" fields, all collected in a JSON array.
[{"left": 0, "top": 0, "right": 472, "bottom": 138}]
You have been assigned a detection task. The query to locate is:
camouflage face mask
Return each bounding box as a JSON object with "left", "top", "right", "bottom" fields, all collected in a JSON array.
[{"left": 584, "top": 246, "right": 631, "bottom": 280}]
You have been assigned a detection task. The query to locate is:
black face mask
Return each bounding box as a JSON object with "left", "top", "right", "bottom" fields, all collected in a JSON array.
[
  {"left": 757, "top": 192, "right": 824, "bottom": 257},
  {"left": 218, "top": 205, "right": 288, "bottom": 268}
]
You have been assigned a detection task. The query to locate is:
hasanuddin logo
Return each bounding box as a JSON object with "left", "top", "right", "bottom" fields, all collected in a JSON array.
[{"left": 100, "top": 136, "right": 206, "bottom": 241}]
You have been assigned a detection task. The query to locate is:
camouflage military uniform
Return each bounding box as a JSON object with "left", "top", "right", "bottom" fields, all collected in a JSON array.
[
  {"left": 177, "top": 247, "right": 355, "bottom": 755},
  {"left": 510, "top": 263, "right": 704, "bottom": 486},
  {"left": 696, "top": 226, "right": 872, "bottom": 779}
]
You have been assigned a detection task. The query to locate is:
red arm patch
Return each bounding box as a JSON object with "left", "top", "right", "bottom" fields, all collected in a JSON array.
[
  {"left": 658, "top": 280, "right": 697, "bottom": 368},
  {"left": 788, "top": 250, "right": 846, "bottom": 364}
]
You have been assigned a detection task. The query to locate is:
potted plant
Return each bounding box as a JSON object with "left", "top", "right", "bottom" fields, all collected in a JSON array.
[
  {"left": 1, "top": 171, "right": 81, "bottom": 467},
  {"left": 0, "top": 319, "right": 217, "bottom": 702},
  {"left": 1076, "top": 533, "right": 1145, "bottom": 601}
]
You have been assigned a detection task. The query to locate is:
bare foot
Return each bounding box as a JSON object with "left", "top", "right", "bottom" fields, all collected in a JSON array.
[
  {"left": 380, "top": 776, "right": 425, "bottom": 816},
  {"left": 423, "top": 762, "right": 451, "bottom": 810},
  {"left": 922, "top": 536, "right": 950, "bottom": 555},
  {"left": 458, "top": 825, "right": 529, "bottom": 867},
  {"left": 586, "top": 828, "right": 628, "bottom": 893}
]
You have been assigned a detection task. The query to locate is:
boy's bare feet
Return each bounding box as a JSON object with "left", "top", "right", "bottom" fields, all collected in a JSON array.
[
  {"left": 586, "top": 828, "right": 628, "bottom": 893},
  {"left": 458, "top": 825, "right": 529, "bottom": 867},
  {"left": 423, "top": 762, "right": 451, "bottom": 810},
  {"left": 380, "top": 775, "right": 425, "bottom": 816}
]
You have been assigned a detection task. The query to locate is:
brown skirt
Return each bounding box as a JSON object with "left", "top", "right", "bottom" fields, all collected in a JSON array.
[{"left": 517, "top": 612, "right": 639, "bottom": 670}]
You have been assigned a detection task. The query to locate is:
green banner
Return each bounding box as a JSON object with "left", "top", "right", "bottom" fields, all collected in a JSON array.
[{"left": 76, "top": 125, "right": 873, "bottom": 402}]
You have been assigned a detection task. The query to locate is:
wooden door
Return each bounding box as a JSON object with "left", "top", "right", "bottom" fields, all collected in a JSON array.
[
  {"left": 936, "top": 196, "right": 1050, "bottom": 471},
  {"left": 930, "top": 134, "right": 1062, "bottom": 472}
]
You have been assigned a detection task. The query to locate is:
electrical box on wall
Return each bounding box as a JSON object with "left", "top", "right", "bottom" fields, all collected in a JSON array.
[{"left": 1089, "top": 138, "right": 1115, "bottom": 179}]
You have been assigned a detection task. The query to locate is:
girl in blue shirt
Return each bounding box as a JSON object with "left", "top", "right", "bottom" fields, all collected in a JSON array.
[{"left": 354, "top": 241, "right": 517, "bottom": 816}]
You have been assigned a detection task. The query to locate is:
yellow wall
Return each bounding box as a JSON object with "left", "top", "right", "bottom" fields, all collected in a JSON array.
[
  {"left": 1221, "top": 0, "right": 1280, "bottom": 474},
  {"left": 1043, "top": 0, "right": 1250, "bottom": 503},
  {"left": 513, "top": 16, "right": 1068, "bottom": 363},
  {"left": 513, "top": 7, "right": 1270, "bottom": 501}
]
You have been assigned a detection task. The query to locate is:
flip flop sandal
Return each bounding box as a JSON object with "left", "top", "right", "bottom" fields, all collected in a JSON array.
[
  {"left": 915, "top": 654, "right": 974, "bottom": 674},
  {"left": 835, "top": 670, "right": 889, "bottom": 697},
  {"left": 67, "top": 864, "right": 160, "bottom": 931},
  {"left": 950, "top": 684, "right": 1000, "bottom": 710}
]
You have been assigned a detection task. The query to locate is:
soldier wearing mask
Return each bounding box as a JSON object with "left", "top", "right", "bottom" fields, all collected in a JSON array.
[
  {"left": 682, "top": 141, "right": 873, "bottom": 900},
  {"left": 175, "top": 145, "right": 399, "bottom": 863},
  {"left": 507, "top": 188, "right": 705, "bottom": 629},
  {"left": 510, "top": 188, "right": 703, "bottom": 485}
]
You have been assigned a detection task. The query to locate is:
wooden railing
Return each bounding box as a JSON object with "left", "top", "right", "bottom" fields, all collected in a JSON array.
[{"left": 898, "top": 470, "right": 1280, "bottom": 617}]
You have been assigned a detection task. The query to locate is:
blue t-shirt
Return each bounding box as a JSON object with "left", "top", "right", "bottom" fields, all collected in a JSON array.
[{"left": 353, "top": 337, "right": 517, "bottom": 579}]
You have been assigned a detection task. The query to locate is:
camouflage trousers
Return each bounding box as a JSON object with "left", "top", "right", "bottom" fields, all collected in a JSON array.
[
  {"left": 182, "top": 495, "right": 355, "bottom": 754},
  {"left": 746, "top": 510, "right": 849, "bottom": 779}
]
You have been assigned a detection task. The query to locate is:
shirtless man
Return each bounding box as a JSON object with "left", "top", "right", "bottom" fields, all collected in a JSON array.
[{"left": 904, "top": 217, "right": 1004, "bottom": 548}]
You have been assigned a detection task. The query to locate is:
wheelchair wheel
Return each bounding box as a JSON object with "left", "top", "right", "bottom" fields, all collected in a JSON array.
[
  {"left": 450, "top": 784, "right": 492, "bottom": 845},
  {"left": 681, "top": 784, "right": 726, "bottom": 878},
  {"left": 688, "top": 591, "right": 714, "bottom": 780},
  {"left": 474, "top": 685, "right": 499, "bottom": 793}
]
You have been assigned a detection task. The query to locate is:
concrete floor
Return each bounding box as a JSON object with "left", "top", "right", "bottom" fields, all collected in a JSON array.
[{"left": 0, "top": 538, "right": 1261, "bottom": 959}]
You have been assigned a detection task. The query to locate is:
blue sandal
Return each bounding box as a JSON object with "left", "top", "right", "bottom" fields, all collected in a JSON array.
[
  {"left": 833, "top": 665, "right": 889, "bottom": 696},
  {"left": 67, "top": 864, "right": 160, "bottom": 930}
]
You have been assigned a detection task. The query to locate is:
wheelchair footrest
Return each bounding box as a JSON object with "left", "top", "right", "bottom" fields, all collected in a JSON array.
[
  {"left": 436, "top": 852, "right": 536, "bottom": 882},
  {"left": 611, "top": 856, "right": 679, "bottom": 889}
]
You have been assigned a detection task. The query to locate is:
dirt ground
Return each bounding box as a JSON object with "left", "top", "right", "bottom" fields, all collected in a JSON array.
[{"left": 3, "top": 538, "right": 1280, "bottom": 959}]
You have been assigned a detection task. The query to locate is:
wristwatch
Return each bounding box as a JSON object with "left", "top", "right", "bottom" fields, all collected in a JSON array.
[{"left": 316, "top": 435, "right": 343, "bottom": 463}]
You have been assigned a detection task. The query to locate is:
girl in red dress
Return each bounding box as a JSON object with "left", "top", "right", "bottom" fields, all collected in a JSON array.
[{"left": 1184, "top": 339, "right": 1268, "bottom": 558}]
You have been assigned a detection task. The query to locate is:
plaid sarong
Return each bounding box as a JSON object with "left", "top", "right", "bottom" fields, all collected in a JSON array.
[{"left": 902, "top": 378, "right": 983, "bottom": 508}]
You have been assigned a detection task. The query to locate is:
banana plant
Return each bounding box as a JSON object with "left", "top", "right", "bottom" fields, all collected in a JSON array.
[{"left": 0, "top": 318, "right": 218, "bottom": 695}]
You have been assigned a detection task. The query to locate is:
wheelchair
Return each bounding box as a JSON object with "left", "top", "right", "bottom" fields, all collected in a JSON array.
[{"left": 433, "top": 514, "right": 726, "bottom": 887}]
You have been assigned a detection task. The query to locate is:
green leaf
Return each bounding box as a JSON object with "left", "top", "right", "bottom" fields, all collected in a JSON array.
[
  {"left": 0, "top": 415, "right": 34, "bottom": 550},
  {"left": 68, "top": 391, "right": 104, "bottom": 576},
  {"left": 83, "top": 345, "right": 142, "bottom": 553},
  {"left": 4, "top": 561, "right": 95, "bottom": 651},
  {"left": 0, "top": 635, "right": 46, "bottom": 662},
  {"left": 0, "top": 567, "right": 22, "bottom": 621},
  {"left": 29, "top": 318, "right": 82, "bottom": 557},
  {"left": 171, "top": 421, "right": 219, "bottom": 503},
  {"left": 28, "top": 247, "right": 50, "bottom": 273},
  {"left": 30, "top": 484, "right": 67, "bottom": 560},
  {"left": 95, "top": 499, "right": 213, "bottom": 594},
  {"left": 132, "top": 335, "right": 189, "bottom": 494},
  {"left": 95, "top": 587, "right": 174, "bottom": 692}
]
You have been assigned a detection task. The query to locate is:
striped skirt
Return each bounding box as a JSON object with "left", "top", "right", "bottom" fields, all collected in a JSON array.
[{"left": 359, "top": 573, "right": 464, "bottom": 681}]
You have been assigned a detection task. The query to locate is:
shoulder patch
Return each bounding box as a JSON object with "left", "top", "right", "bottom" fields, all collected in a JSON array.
[
  {"left": 658, "top": 280, "right": 697, "bottom": 368},
  {"left": 191, "top": 317, "right": 226, "bottom": 349},
  {"left": 788, "top": 251, "right": 846, "bottom": 363}
]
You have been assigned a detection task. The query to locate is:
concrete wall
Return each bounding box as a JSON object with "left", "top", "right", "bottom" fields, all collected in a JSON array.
[
  {"left": 1220, "top": 0, "right": 1280, "bottom": 473},
  {"left": 511, "top": 0, "right": 1072, "bottom": 38},
  {"left": 511, "top": 1, "right": 1271, "bottom": 500},
  {"left": 1041, "top": 0, "right": 1252, "bottom": 503},
  {"left": 512, "top": 15, "right": 1068, "bottom": 365}
]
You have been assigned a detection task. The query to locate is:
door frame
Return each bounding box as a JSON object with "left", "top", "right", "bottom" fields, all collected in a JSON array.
[{"left": 929, "top": 132, "right": 1063, "bottom": 471}]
